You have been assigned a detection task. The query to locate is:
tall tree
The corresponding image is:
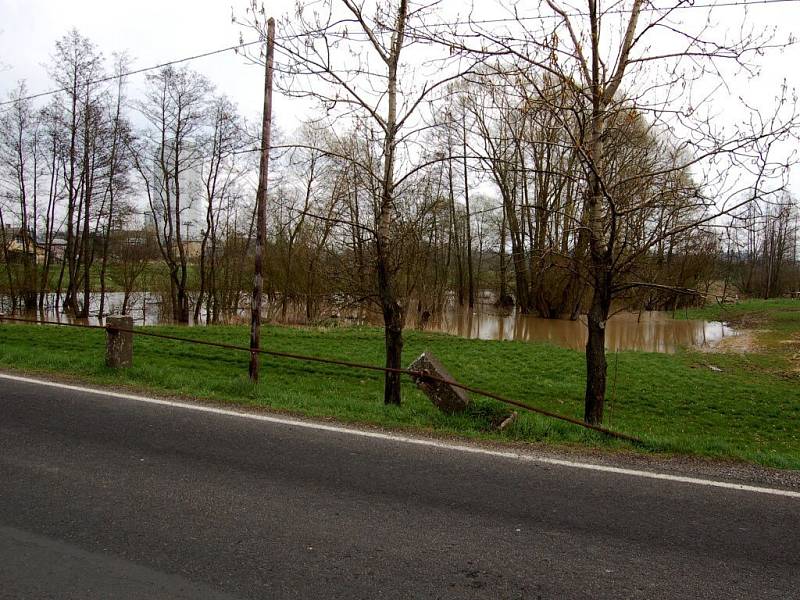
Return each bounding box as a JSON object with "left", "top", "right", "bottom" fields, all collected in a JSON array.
[
  {"left": 196, "top": 95, "right": 243, "bottom": 323},
  {"left": 97, "top": 53, "right": 133, "bottom": 319},
  {"left": 133, "top": 65, "right": 211, "bottom": 323},
  {"left": 49, "top": 29, "right": 104, "bottom": 315},
  {"left": 237, "top": 0, "right": 472, "bottom": 404},
  {"left": 450, "top": 0, "right": 798, "bottom": 423},
  {"left": 0, "top": 83, "right": 39, "bottom": 308}
]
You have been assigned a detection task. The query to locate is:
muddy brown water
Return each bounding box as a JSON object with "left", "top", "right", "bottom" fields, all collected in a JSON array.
[
  {"left": 415, "top": 307, "right": 736, "bottom": 353},
  {"left": 1, "top": 293, "right": 736, "bottom": 353}
]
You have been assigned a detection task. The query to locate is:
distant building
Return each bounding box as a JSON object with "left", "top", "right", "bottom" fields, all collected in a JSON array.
[
  {"left": 44, "top": 238, "right": 67, "bottom": 262},
  {"left": 2, "top": 225, "right": 67, "bottom": 264},
  {"left": 3, "top": 225, "right": 38, "bottom": 263},
  {"left": 182, "top": 239, "right": 203, "bottom": 260}
]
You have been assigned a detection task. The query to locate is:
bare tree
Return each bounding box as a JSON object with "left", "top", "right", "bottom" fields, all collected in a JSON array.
[
  {"left": 729, "top": 194, "right": 798, "bottom": 298},
  {"left": 132, "top": 65, "right": 211, "bottom": 323},
  {"left": 97, "top": 53, "right": 133, "bottom": 318},
  {"left": 36, "top": 100, "right": 66, "bottom": 311},
  {"left": 445, "top": 0, "right": 799, "bottom": 424},
  {"left": 0, "top": 82, "right": 39, "bottom": 309},
  {"left": 107, "top": 206, "right": 156, "bottom": 314},
  {"left": 195, "top": 95, "right": 243, "bottom": 323},
  {"left": 49, "top": 29, "right": 104, "bottom": 315},
  {"left": 237, "top": 0, "right": 473, "bottom": 404}
]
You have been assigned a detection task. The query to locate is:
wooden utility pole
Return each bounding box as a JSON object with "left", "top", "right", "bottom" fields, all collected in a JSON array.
[{"left": 249, "top": 17, "right": 275, "bottom": 382}]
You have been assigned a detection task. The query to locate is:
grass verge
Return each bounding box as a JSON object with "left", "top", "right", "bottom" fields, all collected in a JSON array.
[{"left": 1, "top": 306, "right": 799, "bottom": 469}]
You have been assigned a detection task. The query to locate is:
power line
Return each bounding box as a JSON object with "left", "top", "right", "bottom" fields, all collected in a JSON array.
[
  {"left": 417, "top": 0, "right": 800, "bottom": 27},
  {"left": 0, "top": 315, "right": 642, "bottom": 443},
  {"left": 0, "top": 39, "right": 262, "bottom": 108},
  {"left": 2, "top": 0, "right": 797, "bottom": 109},
  {"left": 269, "top": 0, "right": 800, "bottom": 33}
]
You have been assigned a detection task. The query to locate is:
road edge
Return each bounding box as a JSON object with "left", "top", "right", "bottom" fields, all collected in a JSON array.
[{"left": 2, "top": 370, "right": 799, "bottom": 498}]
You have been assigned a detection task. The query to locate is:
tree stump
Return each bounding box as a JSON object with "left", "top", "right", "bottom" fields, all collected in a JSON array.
[
  {"left": 106, "top": 315, "right": 133, "bottom": 368},
  {"left": 408, "top": 352, "right": 469, "bottom": 413}
]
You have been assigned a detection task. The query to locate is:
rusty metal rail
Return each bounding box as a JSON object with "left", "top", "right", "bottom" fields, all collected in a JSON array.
[{"left": 0, "top": 315, "right": 642, "bottom": 444}]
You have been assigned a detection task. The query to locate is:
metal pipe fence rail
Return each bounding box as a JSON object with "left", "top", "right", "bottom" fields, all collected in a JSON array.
[{"left": 0, "top": 315, "right": 642, "bottom": 444}]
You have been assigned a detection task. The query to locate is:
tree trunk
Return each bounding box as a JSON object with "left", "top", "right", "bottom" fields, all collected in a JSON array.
[
  {"left": 375, "top": 0, "right": 408, "bottom": 405},
  {"left": 462, "top": 111, "right": 475, "bottom": 308},
  {"left": 195, "top": 228, "right": 209, "bottom": 323},
  {"left": 584, "top": 276, "right": 610, "bottom": 425},
  {"left": 384, "top": 315, "right": 404, "bottom": 405},
  {"left": 377, "top": 242, "right": 403, "bottom": 405},
  {"left": 499, "top": 206, "right": 508, "bottom": 302},
  {"left": 79, "top": 96, "right": 93, "bottom": 319},
  {"left": 583, "top": 0, "right": 616, "bottom": 426},
  {"left": 0, "top": 209, "right": 17, "bottom": 310},
  {"left": 447, "top": 146, "right": 464, "bottom": 305}
]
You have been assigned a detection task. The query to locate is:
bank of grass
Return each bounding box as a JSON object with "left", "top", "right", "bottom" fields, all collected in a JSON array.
[
  {"left": 683, "top": 297, "right": 800, "bottom": 324},
  {"left": 1, "top": 308, "right": 798, "bottom": 469},
  {"left": 683, "top": 298, "right": 800, "bottom": 378}
]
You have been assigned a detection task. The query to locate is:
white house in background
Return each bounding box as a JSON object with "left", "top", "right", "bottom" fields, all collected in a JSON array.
[{"left": 2, "top": 225, "right": 67, "bottom": 264}]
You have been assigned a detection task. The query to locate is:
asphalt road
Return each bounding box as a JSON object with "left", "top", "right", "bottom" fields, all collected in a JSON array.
[{"left": 1, "top": 374, "right": 798, "bottom": 599}]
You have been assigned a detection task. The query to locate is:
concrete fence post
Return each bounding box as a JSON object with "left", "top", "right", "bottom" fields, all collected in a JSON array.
[
  {"left": 408, "top": 351, "right": 470, "bottom": 413},
  {"left": 106, "top": 315, "right": 133, "bottom": 368}
]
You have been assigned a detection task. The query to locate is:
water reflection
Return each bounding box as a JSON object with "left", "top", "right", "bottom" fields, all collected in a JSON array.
[
  {"left": 0, "top": 292, "right": 241, "bottom": 327},
  {"left": 1, "top": 292, "right": 167, "bottom": 327},
  {"left": 0, "top": 293, "right": 736, "bottom": 353},
  {"left": 416, "top": 307, "right": 736, "bottom": 353}
]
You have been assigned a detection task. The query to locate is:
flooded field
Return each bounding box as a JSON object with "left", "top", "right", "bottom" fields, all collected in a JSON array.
[
  {"left": 414, "top": 307, "right": 736, "bottom": 353},
  {"left": 1, "top": 293, "right": 736, "bottom": 353}
]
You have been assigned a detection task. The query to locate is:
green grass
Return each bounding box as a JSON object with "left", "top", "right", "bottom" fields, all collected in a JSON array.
[
  {"left": 683, "top": 298, "right": 800, "bottom": 375},
  {"left": 0, "top": 261, "right": 194, "bottom": 295},
  {"left": 683, "top": 297, "right": 800, "bottom": 326},
  {"left": 1, "top": 314, "right": 799, "bottom": 470}
]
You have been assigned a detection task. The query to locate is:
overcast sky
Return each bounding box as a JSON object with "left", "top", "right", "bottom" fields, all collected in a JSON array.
[
  {"left": 0, "top": 0, "right": 298, "bottom": 125},
  {"left": 1, "top": 0, "right": 799, "bottom": 195}
]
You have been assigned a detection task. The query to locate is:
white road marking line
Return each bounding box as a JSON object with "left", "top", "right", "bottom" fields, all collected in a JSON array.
[{"left": 2, "top": 372, "right": 799, "bottom": 499}]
